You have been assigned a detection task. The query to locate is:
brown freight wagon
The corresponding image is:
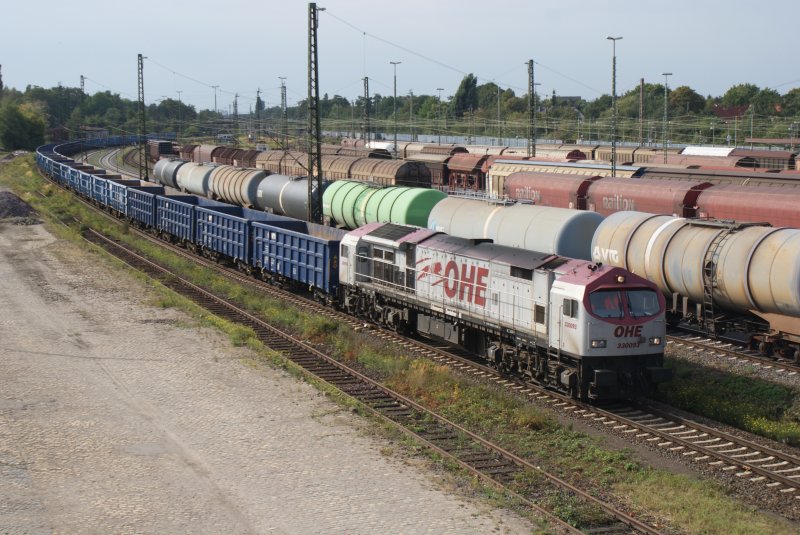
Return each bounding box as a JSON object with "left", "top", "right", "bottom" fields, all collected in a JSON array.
[{"left": 446, "top": 153, "right": 489, "bottom": 191}]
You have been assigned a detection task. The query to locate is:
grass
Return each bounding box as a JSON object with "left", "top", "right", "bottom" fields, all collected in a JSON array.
[
  {"left": 618, "top": 471, "right": 790, "bottom": 535},
  {"left": 655, "top": 357, "right": 800, "bottom": 446},
  {"left": 2, "top": 154, "right": 797, "bottom": 533}
]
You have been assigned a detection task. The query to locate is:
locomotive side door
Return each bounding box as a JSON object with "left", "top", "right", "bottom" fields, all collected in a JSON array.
[{"left": 532, "top": 269, "right": 553, "bottom": 345}]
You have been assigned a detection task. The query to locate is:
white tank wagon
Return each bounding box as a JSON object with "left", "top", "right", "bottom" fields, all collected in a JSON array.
[
  {"left": 427, "top": 197, "right": 603, "bottom": 261},
  {"left": 255, "top": 174, "right": 324, "bottom": 221},
  {"left": 152, "top": 158, "right": 187, "bottom": 189},
  {"left": 591, "top": 211, "right": 800, "bottom": 356},
  {"left": 208, "top": 166, "right": 268, "bottom": 208},
  {"left": 175, "top": 162, "right": 216, "bottom": 197}
]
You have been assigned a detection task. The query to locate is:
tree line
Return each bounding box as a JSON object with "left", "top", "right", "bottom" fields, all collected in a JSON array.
[{"left": 2, "top": 76, "right": 800, "bottom": 151}]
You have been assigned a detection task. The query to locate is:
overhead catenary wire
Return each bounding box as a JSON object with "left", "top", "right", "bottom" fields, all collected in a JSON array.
[{"left": 322, "top": 9, "right": 604, "bottom": 96}]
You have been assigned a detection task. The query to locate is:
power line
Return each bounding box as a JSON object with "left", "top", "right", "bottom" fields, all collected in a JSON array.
[{"left": 322, "top": 9, "right": 602, "bottom": 96}]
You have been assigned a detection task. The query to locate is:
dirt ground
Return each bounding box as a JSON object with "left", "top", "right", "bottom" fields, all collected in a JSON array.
[{"left": 0, "top": 196, "right": 537, "bottom": 534}]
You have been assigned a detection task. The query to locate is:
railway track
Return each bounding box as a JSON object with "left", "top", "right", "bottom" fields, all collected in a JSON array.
[
  {"left": 81, "top": 227, "right": 664, "bottom": 535},
  {"left": 667, "top": 332, "right": 800, "bottom": 375},
  {"left": 132, "top": 227, "right": 800, "bottom": 501}
]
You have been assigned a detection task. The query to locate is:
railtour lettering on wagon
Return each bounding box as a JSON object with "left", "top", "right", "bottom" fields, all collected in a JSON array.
[{"left": 417, "top": 258, "right": 489, "bottom": 306}]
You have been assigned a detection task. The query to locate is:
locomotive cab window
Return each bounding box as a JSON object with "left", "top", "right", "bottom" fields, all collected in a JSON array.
[
  {"left": 626, "top": 289, "right": 660, "bottom": 317},
  {"left": 589, "top": 290, "right": 624, "bottom": 318}
]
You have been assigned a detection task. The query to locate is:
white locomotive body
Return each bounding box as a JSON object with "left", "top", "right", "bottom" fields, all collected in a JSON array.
[{"left": 340, "top": 222, "right": 669, "bottom": 400}]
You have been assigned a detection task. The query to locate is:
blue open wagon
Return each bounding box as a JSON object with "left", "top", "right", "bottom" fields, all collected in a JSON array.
[
  {"left": 127, "top": 185, "right": 165, "bottom": 228},
  {"left": 156, "top": 195, "right": 232, "bottom": 244},
  {"left": 105, "top": 179, "right": 144, "bottom": 214},
  {"left": 252, "top": 218, "right": 347, "bottom": 297},
  {"left": 194, "top": 205, "right": 278, "bottom": 265}
]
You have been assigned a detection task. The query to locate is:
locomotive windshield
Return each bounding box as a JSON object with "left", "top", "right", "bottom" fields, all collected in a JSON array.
[
  {"left": 589, "top": 290, "right": 624, "bottom": 318},
  {"left": 589, "top": 289, "right": 660, "bottom": 319},
  {"left": 625, "top": 289, "right": 661, "bottom": 317}
]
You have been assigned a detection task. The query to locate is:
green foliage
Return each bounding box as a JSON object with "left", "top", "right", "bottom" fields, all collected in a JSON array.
[
  {"left": 0, "top": 102, "right": 45, "bottom": 150},
  {"left": 655, "top": 359, "right": 800, "bottom": 445},
  {"left": 617, "top": 472, "right": 796, "bottom": 535},
  {"left": 451, "top": 73, "right": 478, "bottom": 118},
  {"left": 782, "top": 88, "right": 800, "bottom": 116},
  {"left": 670, "top": 85, "right": 705, "bottom": 114},
  {"left": 722, "top": 83, "right": 760, "bottom": 107},
  {"left": 5, "top": 75, "right": 799, "bottom": 148}
]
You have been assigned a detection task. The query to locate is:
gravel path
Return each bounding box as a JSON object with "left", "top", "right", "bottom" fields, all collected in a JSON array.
[{"left": 0, "top": 199, "right": 535, "bottom": 534}]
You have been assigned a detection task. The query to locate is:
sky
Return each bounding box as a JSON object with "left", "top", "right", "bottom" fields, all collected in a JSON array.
[{"left": 2, "top": 0, "right": 796, "bottom": 114}]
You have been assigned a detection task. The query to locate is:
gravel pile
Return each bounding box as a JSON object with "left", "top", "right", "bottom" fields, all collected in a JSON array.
[{"left": 0, "top": 191, "right": 40, "bottom": 225}]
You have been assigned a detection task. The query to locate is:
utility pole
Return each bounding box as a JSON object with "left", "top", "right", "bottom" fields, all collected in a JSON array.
[
  {"left": 137, "top": 53, "right": 148, "bottom": 181},
  {"left": 390, "top": 61, "right": 401, "bottom": 157},
  {"left": 662, "top": 72, "right": 672, "bottom": 164},
  {"left": 436, "top": 87, "right": 444, "bottom": 145},
  {"left": 606, "top": 36, "right": 622, "bottom": 177},
  {"left": 639, "top": 78, "right": 644, "bottom": 146},
  {"left": 234, "top": 93, "right": 239, "bottom": 143},
  {"left": 177, "top": 90, "right": 182, "bottom": 139},
  {"left": 409, "top": 90, "right": 414, "bottom": 142},
  {"left": 307, "top": 2, "right": 324, "bottom": 223},
  {"left": 278, "top": 78, "right": 288, "bottom": 150},
  {"left": 527, "top": 59, "right": 536, "bottom": 157},
  {"left": 212, "top": 85, "right": 219, "bottom": 113},
  {"left": 497, "top": 83, "right": 501, "bottom": 142},
  {"left": 256, "top": 87, "right": 261, "bottom": 139},
  {"left": 80, "top": 74, "right": 85, "bottom": 97},
  {"left": 0, "top": 64, "right": 3, "bottom": 103},
  {"left": 363, "top": 76, "right": 370, "bottom": 144}
]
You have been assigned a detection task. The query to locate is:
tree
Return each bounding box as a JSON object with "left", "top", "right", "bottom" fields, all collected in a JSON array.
[
  {"left": 670, "top": 86, "right": 705, "bottom": 114},
  {"left": 753, "top": 88, "right": 782, "bottom": 116},
  {"left": 722, "top": 83, "right": 760, "bottom": 108},
  {"left": 452, "top": 74, "right": 478, "bottom": 118},
  {"left": 476, "top": 82, "right": 500, "bottom": 115},
  {"left": 782, "top": 88, "right": 800, "bottom": 117},
  {"left": 0, "top": 102, "right": 45, "bottom": 150}
]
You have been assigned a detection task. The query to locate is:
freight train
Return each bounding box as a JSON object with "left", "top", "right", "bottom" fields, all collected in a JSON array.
[
  {"left": 36, "top": 136, "right": 670, "bottom": 401},
  {"left": 145, "top": 152, "right": 800, "bottom": 357},
  {"left": 165, "top": 141, "right": 800, "bottom": 226}
]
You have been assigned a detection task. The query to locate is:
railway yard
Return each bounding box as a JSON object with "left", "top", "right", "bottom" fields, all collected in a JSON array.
[{"left": 3, "top": 140, "right": 800, "bottom": 534}]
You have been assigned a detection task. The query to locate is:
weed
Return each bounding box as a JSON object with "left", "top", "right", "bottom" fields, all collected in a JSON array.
[{"left": 656, "top": 358, "right": 800, "bottom": 445}]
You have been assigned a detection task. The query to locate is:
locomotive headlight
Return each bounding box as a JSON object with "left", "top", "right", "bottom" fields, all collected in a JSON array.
[
  {"left": 591, "top": 339, "right": 607, "bottom": 348},
  {"left": 649, "top": 337, "right": 662, "bottom": 346}
]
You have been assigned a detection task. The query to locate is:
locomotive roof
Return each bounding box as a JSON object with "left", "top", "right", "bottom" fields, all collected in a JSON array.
[
  {"left": 359, "top": 223, "right": 439, "bottom": 248},
  {"left": 420, "top": 233, "right": 563, "bottom": 270}
]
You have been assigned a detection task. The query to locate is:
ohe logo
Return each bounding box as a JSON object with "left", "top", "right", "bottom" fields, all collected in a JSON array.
[{"left": 417, "top": 257, "right": 489, "bottom": 306}]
